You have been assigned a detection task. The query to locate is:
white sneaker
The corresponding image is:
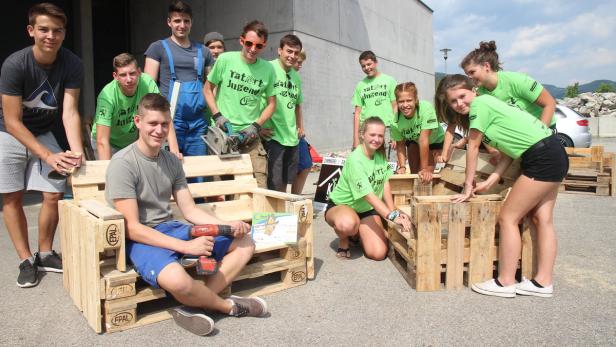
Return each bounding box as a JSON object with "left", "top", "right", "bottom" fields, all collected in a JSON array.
[
  {"left": 516, "top": 278, "right": 553, "bottom": 298},
  {"left": 471, "top": 278, "right": 516, "bottom": 298}
]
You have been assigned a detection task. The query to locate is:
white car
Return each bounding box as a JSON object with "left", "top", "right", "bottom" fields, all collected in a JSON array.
[{"left": 554, "top": 105, "right": 592, "bottom": 148}]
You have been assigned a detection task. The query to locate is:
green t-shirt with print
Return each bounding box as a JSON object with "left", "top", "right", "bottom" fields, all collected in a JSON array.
[
  {"left": 351, "top": 73, "right": 397, "bottom": 126},
  {"left": 328, "top": 147, "right": 393, "bottom": 213},
  {"left": 469, "top": 95, "right": 552, "bottom": 159},
  {"left": 207, "top": 51, "right": 275, "bottom": 132},
  {"left": 91, "top": 73, "right": 159, "bottom": 149},
  {"left": 477, "top": 70, "right": 556, "bottom": 127},
  {"left": 262, "top": 59, "right": 303, "bottom": 146},
  {"left": 390, "top": 100, "right": 445, "bottom": 144}
]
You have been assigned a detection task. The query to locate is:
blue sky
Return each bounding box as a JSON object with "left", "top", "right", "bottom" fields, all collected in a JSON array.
[{"left": 422, "top": 0, "right": 616, "bottom": 87}]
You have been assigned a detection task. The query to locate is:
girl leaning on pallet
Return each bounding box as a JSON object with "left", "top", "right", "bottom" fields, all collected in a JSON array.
[
  {"left": 325, "top": 117, "right": 411, "bottom": 260},
  {"left": 435, "top": 74, "right": 569, "bottom": 298},
  {"left": 439, "top": 40, "right": 559, "bottom": 164},
  {"left": 392, "top": 82, "right": 445, "bottom": 183}
]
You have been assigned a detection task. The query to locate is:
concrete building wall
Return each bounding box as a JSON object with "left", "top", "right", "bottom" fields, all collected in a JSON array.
[{"left": 128, "top": 0, "right": 434, "bottom": 152}]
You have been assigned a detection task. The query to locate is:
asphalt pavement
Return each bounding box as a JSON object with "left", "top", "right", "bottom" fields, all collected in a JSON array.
[{"left": 1, "top": 138, "right": 615, "bottom": 346}]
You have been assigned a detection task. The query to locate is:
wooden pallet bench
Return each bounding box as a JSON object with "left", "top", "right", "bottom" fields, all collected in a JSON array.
[
  {"left": 58, "top": 154, "right": 313, "bottom": 333},
  {"left": 386, "top": 194, "right": 536, "bottom": 292},
  {"left": 563, "top": 146, "right": 615, "bottom": 196}
]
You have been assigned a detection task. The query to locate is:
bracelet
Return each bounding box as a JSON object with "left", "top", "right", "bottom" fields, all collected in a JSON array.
[
  {"left": 387, "top": 209, "right": 400, "bottom": 221},
  {"left": 213, "top": 112, "right": 222, "bottom": 119},
  {"left": 251, "top": 122, "right": 262, "bottom": 130}
]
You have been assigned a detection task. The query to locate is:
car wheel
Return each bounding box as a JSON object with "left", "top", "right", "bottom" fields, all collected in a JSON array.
[{"left": 556, "top": 133, "right": 574, "bottom": 147}]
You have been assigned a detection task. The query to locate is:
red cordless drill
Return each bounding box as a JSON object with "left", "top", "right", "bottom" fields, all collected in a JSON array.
[{"left": 189, "top": 225, "right": 234, "bottom": 275}]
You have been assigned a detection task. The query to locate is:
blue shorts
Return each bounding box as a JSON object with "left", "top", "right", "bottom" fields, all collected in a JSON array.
[
  {"left": 127, "top": 220, "right": 233, "bottom": 288},
  {"left": 297, "top": 137, "right": 313, "bottom": 172}
]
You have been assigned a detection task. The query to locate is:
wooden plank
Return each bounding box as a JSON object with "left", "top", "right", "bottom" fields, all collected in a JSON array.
[
  {"left": 197, "top": 199, "right": 254, "bottom": 221},
  {"left": 187, "top": 179, "right": 257, "bottom": 198},
  {"left": 183, "top": 154, "right": 254, "bottom": 178},
  {"left": 235, "top": 258, "right": 305, "bottom": 281},
  {"left": 78, "top": 200, "right": 123, "bottom": 220},
  {"left": 415, "top": 202, "right": 441, "bottom": 291},
  {"left": 448, "top": 148, "right": 521, "bottom": 181},
  {"left": 290, "top": 200, "right": 315, "bottom": 280},
  {"left": 71, "top": 160, "right": 110, "bottom": 186},
  {"left": 84, "top": 214, "right": 103, "bottom": 333},
  {"left": 414, "top": 194, "right": 503, "bottom": 203},
  {"left": 468, "top": 201, "right": 497, "bottom": 285},
  {"left": 250, "top": 188, "right": 306, "bottom": 202},
  {"left": 445, "top": 202, "right": 465, "bottom": 290}
]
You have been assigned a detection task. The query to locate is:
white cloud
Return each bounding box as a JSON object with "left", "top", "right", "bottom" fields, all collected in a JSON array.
[{"left": 506, "top": 24, "right": 566, "bottom": 57}]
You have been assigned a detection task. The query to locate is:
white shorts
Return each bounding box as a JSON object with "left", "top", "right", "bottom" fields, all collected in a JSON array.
[{"left": 0, "top": 131, "right": 65, "bottom": 193}]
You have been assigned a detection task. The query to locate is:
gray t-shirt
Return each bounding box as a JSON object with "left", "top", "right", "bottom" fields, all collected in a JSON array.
[
  {"left": 105, "top": 143, "right": 188, "bottom": 227},
  {"left": 144, "top": 38, "right": 214, "bottom": 99},
  {"left": 0, "top": 46, "right": 83, "bottom": 135}
]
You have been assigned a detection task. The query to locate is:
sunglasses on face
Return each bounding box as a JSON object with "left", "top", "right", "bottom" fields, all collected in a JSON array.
[{"left": 242, "top": 40, "right": 264, "bottom": 50}]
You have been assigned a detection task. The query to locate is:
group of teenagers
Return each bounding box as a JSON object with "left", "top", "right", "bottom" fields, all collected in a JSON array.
[
  {"left": 0, "top": 0, "right": 568, "bottom": 338},
  {"left": 330, "top": 42, "right": 568, "bottom": 300},
  {"left": 1, "top": 1, "right": 315, "bottom": 336}
]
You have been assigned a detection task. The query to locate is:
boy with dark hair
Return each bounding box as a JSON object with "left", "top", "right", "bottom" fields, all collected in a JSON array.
[
  {"left": 144, "top": 0, "right": 214, "bottom": 159},
  {"left": 0, "top": 2, "right": 84, "bottom": 287},
  {"left": 204, "top": 20, "right": 276, "bottom": 188},
  {"left": 261, "top": 34, "right": 304, "bottom": 192},
  {"left": 352, "top": 50, "right": 397, "bottom": 149},
  {"left": 91, "top": 53, "right": 161, "bottom": 159},
  {"left": 107, "top": 93, "right": 267, "bottom": 336}
]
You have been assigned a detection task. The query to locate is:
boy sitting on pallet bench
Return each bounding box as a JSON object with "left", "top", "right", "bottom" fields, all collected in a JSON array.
[{"left": 105, "top": 93, "right": 267, "bottom": 336}]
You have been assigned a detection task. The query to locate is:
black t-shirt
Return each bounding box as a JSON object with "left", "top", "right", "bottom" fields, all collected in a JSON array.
[{"left": 0, "top": 46, "right": 83, "bottom": 135}]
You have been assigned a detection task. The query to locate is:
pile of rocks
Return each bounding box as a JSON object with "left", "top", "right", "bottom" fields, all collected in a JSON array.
[{"left": 560, "top": 92, "right": 616, "bottom": 118}]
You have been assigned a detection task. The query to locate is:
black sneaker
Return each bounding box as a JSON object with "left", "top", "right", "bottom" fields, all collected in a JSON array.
[
  {"left": 229, "top": 295, "right": 268, "bottom": 317},
  {"left": 169, "top": 306, "right": 214, "bottom": 336},
  {"left": 17, "top": 259, "right": 39, "bottom": 288},
  {"left": 37, "top": 250, "right": 63, "bottom": 273}
]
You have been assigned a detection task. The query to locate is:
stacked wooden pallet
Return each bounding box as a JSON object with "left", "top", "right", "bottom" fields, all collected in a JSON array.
[
  {"left": 59, "top": 154, "right": 313, "bottom": 333},
  {"left": 386, "top": 194, "right": 536, "bottom": 291},
  {"left": 561, "top": 146, "right": 616, "bottom": 196}
]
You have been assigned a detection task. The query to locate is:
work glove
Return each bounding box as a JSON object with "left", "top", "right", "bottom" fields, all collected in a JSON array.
[
  {"left": 240, "top": 122, "right": 261, "bottom": 146},
  {"left": 213, "top": 112, "right": 231, "bottom": 131}
]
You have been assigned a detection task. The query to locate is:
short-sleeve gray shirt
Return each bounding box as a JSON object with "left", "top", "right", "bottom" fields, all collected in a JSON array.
[
  {"left": 144, "top": 38, "right": 214, "bottom": 99},
  {"left": 105, "top": 143, "right": 188, "bottom": 227}
]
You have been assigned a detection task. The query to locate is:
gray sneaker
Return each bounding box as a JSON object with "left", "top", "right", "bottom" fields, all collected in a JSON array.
[
  {"left": 229, "top": 295, "right": 268, "bottom": 317},
  {"left": 37, "top": 250, "right": 63, "bottom": 273},
  {"left": 169, "top": 306, "right": 214, "bottom": 336},
  {"left": 17, "top": 259, "right": 39, "bottom": 288}
]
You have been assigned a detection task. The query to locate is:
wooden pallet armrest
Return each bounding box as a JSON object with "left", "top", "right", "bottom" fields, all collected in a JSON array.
[
  {"left": 78, "top": 199, "right": 123, "bottom": 220},
  {"left": 249, "top": 187, "right": 306, "bottom": 202}
]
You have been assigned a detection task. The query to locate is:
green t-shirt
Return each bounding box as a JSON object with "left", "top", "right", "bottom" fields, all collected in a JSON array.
[
  {"left": 469, "top": 95, "right": 552, "bottom": 159},
  {"left": 390, "top": 100, "right": 445, "bottom": 144},
  {"left": 262, "top": 59, "right": 303, "bottom": 146},
  {"left": 207, "top": 51, "right": 275, "bottom": 132},
  {"left": 328, "top": 147, "right": 393, "bottom": 213},
  {"left": 91, "top": 73, "right": 159, "bottom": 149},
  {"left": 351, "top": 73, "right": 397, "bottom": 126},
  {"left": 477, "top": 70, "right": 556, "bottom": 127}
]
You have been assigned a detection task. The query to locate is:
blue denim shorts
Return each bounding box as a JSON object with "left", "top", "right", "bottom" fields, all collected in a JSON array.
[{"left": 127, "top": 220, "right": 233, "bottom": 288}]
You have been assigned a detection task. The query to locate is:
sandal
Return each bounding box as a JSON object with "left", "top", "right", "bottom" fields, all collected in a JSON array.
[{"left": 336, "top": 247, "right": 351, "bottom": 259}]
